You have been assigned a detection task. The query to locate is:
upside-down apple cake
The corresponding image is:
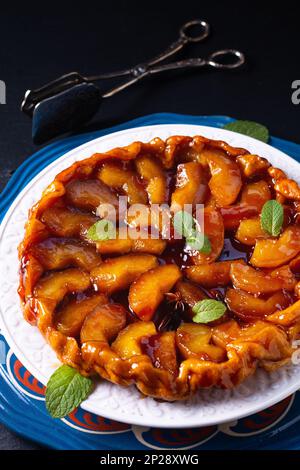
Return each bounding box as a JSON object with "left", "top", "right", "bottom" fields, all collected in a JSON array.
[{"left": 18, "top": 135, "right": 300, "bottom": 400}]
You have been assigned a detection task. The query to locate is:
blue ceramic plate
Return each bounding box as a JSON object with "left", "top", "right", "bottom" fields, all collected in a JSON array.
[{"left": 1, "top": 113, "right": 300, "bottom": 449}]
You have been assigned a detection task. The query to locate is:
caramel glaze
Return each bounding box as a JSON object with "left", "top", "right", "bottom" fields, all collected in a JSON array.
[{"left": 19, "top": 170, "right": 298, "bottom": 332}]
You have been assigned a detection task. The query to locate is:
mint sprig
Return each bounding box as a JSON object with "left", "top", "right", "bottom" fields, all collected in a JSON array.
[
  {"left": 260, "top": 200, "right": 284, "bottom": 237},
  {"left": 224, "top": 120, "right": 269, "bottom": 143},
  {"left": 173, "top": 210, "right": 194, "bottom": 238},
  {"left": 45, "top": 365, "right": 93, "bottom": 418},
  {"left": 173, "top": 210, "right": 211, "bottom": 254},
  {"left": 87, "top": 219, "right": 116, "bottom": 241},
  {"left": 186, "top": 232, "right": 211, "bottom": 253},
  {"left": 192, "top": 299, "right": 226, "bottom": 324}
]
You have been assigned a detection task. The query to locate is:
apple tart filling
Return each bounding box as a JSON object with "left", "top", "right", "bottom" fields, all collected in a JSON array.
[{"left": 18, "top": 135, "right": 300, "bottom": 400}]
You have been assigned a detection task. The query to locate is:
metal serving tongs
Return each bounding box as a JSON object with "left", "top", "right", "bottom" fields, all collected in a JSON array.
[{"left": 21, "top": 19, "right": 245, "bottom": 144}]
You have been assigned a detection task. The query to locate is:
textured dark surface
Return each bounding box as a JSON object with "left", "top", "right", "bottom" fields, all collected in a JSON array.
[
  {"left": 0, "top": 0, "right": 299, "bottom": 449},
  {"left": 0, "top": 424, "right": 40, "bottom": 450}
]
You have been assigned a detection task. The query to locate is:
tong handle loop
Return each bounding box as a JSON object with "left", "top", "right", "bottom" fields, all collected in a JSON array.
[
  {"left": 207, "top": 49, "right": 246, "bottom": 69},
  {"left": 147, "top": 19, "right": 210, "bottom": 68},
  {"left": 179, "top": 19, "right": 210, "bottom": 43}
]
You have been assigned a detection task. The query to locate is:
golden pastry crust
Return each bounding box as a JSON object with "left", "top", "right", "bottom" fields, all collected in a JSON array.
[{"left": 18, "top": 135, "right": 300, "bottom": 401}]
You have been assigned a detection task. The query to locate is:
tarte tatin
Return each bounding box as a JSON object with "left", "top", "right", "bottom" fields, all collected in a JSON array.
[{"left": 18, "top": 135, "right": 300, "bottom": 400}]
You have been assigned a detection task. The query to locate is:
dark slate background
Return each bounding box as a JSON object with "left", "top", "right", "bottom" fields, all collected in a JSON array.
[{"left": 0, "top": 0, "right": 299, "bottom": 449}]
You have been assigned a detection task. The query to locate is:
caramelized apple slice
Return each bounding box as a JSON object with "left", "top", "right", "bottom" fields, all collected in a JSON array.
[
  {"left": 125, "top": 205, "right": 151, "bottom": 228},
  {"left": 196, "top": 146, "right": 226, "bottom": 166},
  {"left": 191, "top": 207, "right": 224, "bottom": 264},
  {"left": 30, "top": 238, "right": 102, "bottom": 271},
  {"left": 176, "top": 323, "right": 226, "bottom": 362},
  {"left": 163, "top": 135, "right": 193, "bottom": 168},
  {"left": 20, "top": 254, "right": 44, "bottom": 301},
  {"left": 237, "top": 154, "right": 270, "bottom": 177},
  {"left": 220, "top": 206, "right": 258, "bottom": 231},
  {"left": 126, "top": 205, "right": 171, "bottom": 240},
  {"left": 267, "top": 299, "right": 300, "bottom": 326},
  {"left": 66, "top": 179, "right": 119, "bottom": 211},
  {"left": 230, "top": 260, "right": 296, "bottom": 294},
  {"left": 56, "top": 293, "right": 108, "bottom": 337},
  {"left": 268, "top": 167, "right": 287, "bottom": 182},
  {"left": 185, "top": 260, "right": 241, "bottom": 287},
  {"left": 221, "top": 181, "right": 271, "bottom": 230},
  {"left": 34, "top": 268, "right": 91, "bottom": 305},
  {"left": 225, "top": 288, "right": 290, "bottom": 320},
  {"left": 274, "top": 177, "right": 300, "bottom": 201},
  {"left": 232, "top": 320, "right": 291, "bottom": 353},
  {"left": 235, "top": 217, "right": 268, "bottom": 245},
  {"left": 91, "top": 254, "right": 158, "bottom": 294},
  {"left": 80, "top": 303, "right": 127, "bottom": 343},
  {"left": 211, "top": 320, "right": 241, "bottom": 348},
  {"left": 170, "top": 162, "right": 207, "bottom": 211},
  {"left": 129, "top": 264, "right": 182, "bottom": 320},
  {"left": 290, "top": 254, "right": 300, "bottom": 274},
  {"left": 174, "top": 280, "right": 207, "bottom": 308},
  {"left": 295, "top": 281, "right": 300, "bottom": 298},
  {"left": 287, "top": 322, "right": 300, "bottom": 342},
  {"left": 173, "top": 136, "right": 206, "bottom": 164},
  {"left": 172, "top": 280, "right": 207, "bottom": 320},
  {"left": 112, "top": 321, "right": 156, "bottom": 359},
  {"left": 206, "top": 150, "right": 242, "bottom": 206},
  {"left": 96, "top": 235, "right": 132, "bottom": 255},
  {"left": 294, "top": 201, "right": 300, "bottom": 224},
  {"left": 250, "top": 226, "right": 300, "bottom": 268},
  {"left": 140, "top": 331, "right": 178, "bottom": 375},
  {"left": 240, "top": 180, "right": 271, "bottom": 207},
  {"left": 135, "top": 155, "right": 167, "bottom": 204},
  {"left": 98, "top": 161, "right": 147, "bottom": 204},
  {"left": 268, "top": 264, "right": 297, "bottom": 288},
  {"left": 214, "top": 319, "right": 291, "bottom": 362},
  {"left": 96, "top": 228, "right": 166, "bottom": 255},
  {"left": 41, "top": 206, "right": 97, "bottom": 238},
  {"left": 131, "top": 238, "right": 166, "bottom": 255}
]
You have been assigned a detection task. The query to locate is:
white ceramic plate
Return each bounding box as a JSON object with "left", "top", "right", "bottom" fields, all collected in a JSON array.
[{"left": 1, "top": 124, "right": 300, "bottom": 429}]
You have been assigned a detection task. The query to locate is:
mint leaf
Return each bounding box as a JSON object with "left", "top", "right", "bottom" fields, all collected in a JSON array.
[
  {"left": 45, "top": 365, "right": 93, "bottom": 418},
  {"left": 224, "top": 120, "right": 269, "bottom": 143},
  {"left": 186, "top": 232, "right": 211, "bottom": 254},
  {"left": 87, "top": 219, "right": 116, "bottom": 241},
  {"left": 173, "top": 210, "right": 211, "bottom": 254},
  {"left": 87, "top": 224, "right": 98, "bottom": 241},
  {"left": 260, "top": 200, "right": 284, "bottom": 237},
  {"left": 173, "top": 210, "right": 194, "bottom": 238},
  {"left": 192, "top": 299, "right": 226, "bottom": 324}
]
